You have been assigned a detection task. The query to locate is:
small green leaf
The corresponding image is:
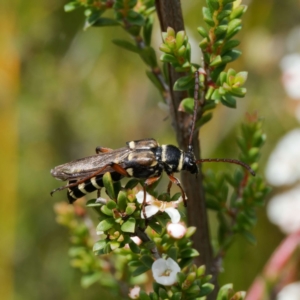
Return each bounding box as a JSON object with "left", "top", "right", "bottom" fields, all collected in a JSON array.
[
  {"left": 217, "top": 9, "right": 231, "bottom": 21},
  {"left": 64, "top": 2, "right": 80, "bottom": 12},
  {"left": 97, "top": 218, "right": 115, "bottom": 231},
  {"left": 198, "top": 283, "right": 215, "bottom": 297},
  {"left": 158, "top": 288, "right": 169, "bottom": 299},
  {"left": 132, "top": 265, "right": 149, "bottom": 277},
  {"left": 140, "top": 255, "right": 154, "bottom": 268},
  {"left": 125, "top": 178, "right": 139, "bottom": 189},
  {"left": 195, "top": 112, "right": 213, "bottom": 129},
  {"left": 226, "top": 19, "right": 242, "bottom": 39},
  {"left": 185, "top": 226, "right": 196, "bottom": 238},
  {"left": 93, "top": 18, "right": 120, "bottom": 27},
  {"left": 221, "top": 94, "right": 236, "bottom": 108},
  {"left": 221, "top": 39, "right": 240, "bottom": 54},
  {"left": 180, "top": 248, "right": 199, "bottom": 258},
  {"left": 140, "top": 46, "right": 157, "bottom": 68},
  {"left": 127, "top": 10, "right": 145, "bottom": 26},
  {"left": 93, "top": 240, "right": 107, "bottom": 252},
  {"left": 202, "top": 7, "right": 215, "bottom": 26},
  {"left": 81, "top": 273, "right": 102, "bottom": 288},
  {"left": 117, "top": 191, "right": 127, "bottom": 211},
  {"left": 167, "top": 247, "right": 178, "bottom": 261},
  {"left": 86, "top": 199, "right": 102, "bottom": 207},
  {"left": 175, "top": 30, "right": 186, "bottom": 49},
  {"left": 112, "top": 39, "right": 139, "bottom": 53},
  {"left": 121, "top": 217, "right": 136, "bottom": 233},
  {"left": 173, "top": 75, "right": 194, "bottom": 91},
  {"left": 129, "top": 240, "right": 141, "bottom": 254},
  {"left": 230, "top": 5, "right": 247, "bottom": 20},
  {"left": 217, "top": 283, "right": 234, "bottom": 300},
  {"left": 139, "top": 291, "right": 151, "bottom": 300},
  {"left": 101, "top": 205, "right": 113, "bottom": 216},
  {"left": 230, "top": 87, "right": 247, "bottom": 97},
  {"left": 103, "top": 172, "right": 116, "bottom": 199},
  {"left": 106, "top": 199, "right": 117, "bottom": 209},
  {"left": 160, "top": 53, "right": 178, "bottom": 63},
  {"left": 210, "top": 55, "right": 222, "bottom": 67},
  {"left": 179, "top": 98, "right": 194, "bottom": 114},
  {"left": 148, "top": 220, "right": 163, "bottom": 234},
  {"left": 143, "top": 16, "right": 153, "bottom": 46}
]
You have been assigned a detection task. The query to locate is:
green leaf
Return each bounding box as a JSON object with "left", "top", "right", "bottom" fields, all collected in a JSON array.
[
  {"left": 146, "top": 71, "right": 164, "bottom": 93},
  {"left": 197, "top": 26, "right": 208, "bottom": 38},
  {"left": 217, "top": 283, "right": 234, "bottom": 300},
  {"left": 93, "top": 18, "right": 120, "bottom": 27},
  {"left": 140, "top": 255, "right": 154, "bottom": 268},
  {"left": 84, "top": 11, "right": 102, "bottom": 29},
  {"left": 160, "top": 53, "right": 178, "bottom": 64},
  {"left": 179, "top": 97, "right": 194, "bottom": 114},
  {"left": 158, "top": 288, "right": 169, "bottom": 299},
  {"left": 64, "top": 2, "right": 80, "bottom": 12},
  {"left": 103, "top": 172, "right": 115, "bottom": 199},
  {"left": 226, "top": 19, "right": 242, "bottom": 39},
  {"left": 198, "top": 283, "right": 215, "bottom": 297},
  {"left": 125, "top": 178, "right": 139, "bottom": 189},
  {"left": 81, "top": 272, "right": 102, "bottom": 288},
  {"left": 112, "top": 39, "right": 139, "bottom": 53},
  {"left": 127, "top": 10, "right": 145, "bottom": 26},
  {"left": 202, "top": 7, "right": 215, "bottom": 26},
  {"left": 86, "top": 199, "right": 102, "bottom": 207},
  {"left": 148, "top": 220, "right": 163, "bottom": 234},
  {"left": 241, "top": 230, "right": 257, "bottom": 245},
  {"left": 101, "top": 205, "right": 113, "bottom": 216},
  {"left": 221, "top": 40, "right": 240, "bottom": 54},
  {"left": 139, "top": 291, "right": 151, "bottom": 300},
  {"left": 180, "top": 248, "right": 199, "bottom": 258},
  {"left": 173, "top": 75, "right": 194, "bottom": 91},
  {"left": 221, "top": 94, "right": 236, "bottom": 108},
  {"left": 210, "top": 55, "right": 222, "bottom": 67},
  {"left": 106, "top": 199, "right": 117, "bottom": 209},
  {"left": 230, "top": 5, "right": 247, "bottom": 20},
  {"left": 93, "top": 240, "right": 107, "bottom": 252},
  {"left": 167, "top": 246, "right": 178, "bottom": 261},
  {"left": 121, "top": 217, "right": 136, "bottom": 233},
  {"left": 128, "top": 240, "right": 141, "bottom": 254},
  {"left": 132, "top": 265, "right": 149, "bottom": 277},
  {"left": 97, "top": 218, "right": 115, "bottom": 231},
  {"left": 117, "top": 191, "right": 127, "bottom": 211},
  {"left": 195, "top": 112, "right": 213, "bottom": 129},
  {"left": 143, "top": 16, "right": 153, "bottom": 46},
  {"left": 222, "top": 49, "right": 242, "bottom": 63},
  {"left": 140, "top": 46, "right": 157, "bottom": 68}
]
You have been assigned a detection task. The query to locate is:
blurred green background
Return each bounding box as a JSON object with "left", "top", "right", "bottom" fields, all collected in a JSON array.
[{"left": 1, "top": 0, "right": 300, "bottom": 299}]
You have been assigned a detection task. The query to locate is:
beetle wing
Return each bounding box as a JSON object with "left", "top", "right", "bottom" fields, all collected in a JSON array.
[{"left": 51, "top": 147, "right": 131, "bottom": 181}]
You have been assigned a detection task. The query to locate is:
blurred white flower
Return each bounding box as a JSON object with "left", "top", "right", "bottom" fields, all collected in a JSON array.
[
  {"left": 136, "top": 191, "right": 181, "bottom": 223},
  {"left": 265, "top": 129, "right": 300, "bottom": 186},
  {"left": 130, "top": 236, "right": 142, "bottom": 245},
  {"left": 152, "top": 258, "right": 181, "bottom": 286},
  {"left": 267, "top": 185, "right": 300, "bottom": 234},
  {"left": 167, "top": 222, "right": 187, "bottom": 239},
  {"left": 280, "top": 54, "right": 300, "bottom": 100},
  {"left": 277, "top": 282, "right": 300, "bottom": 300},
  {"left": 128, "top": 285, "right": 140, "bottom": 299}
]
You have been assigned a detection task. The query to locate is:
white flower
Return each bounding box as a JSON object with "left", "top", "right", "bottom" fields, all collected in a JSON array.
[
  {"left": 267, "top": 185, "right": 300, "bottom": 234},
  {"left": 277, "top": 282, "right": 300, "bottom": 300},
  {"left": 265, "top": 129, "right": 300, "bottom": 186},
  {"left": 152, "top": 258, "right": 181, "bottom": 286},
  {"left": 280, "top": 54, "right": 300, "bottom": 100},
  {"left": 136, "top": 191, "right": 181, "bottom": 223},
  {"left": 167, "top": 222, "right": 187, "bottom": 239},
  {"left": 128, "top": 285, "right": 140, "bottom": 299}
]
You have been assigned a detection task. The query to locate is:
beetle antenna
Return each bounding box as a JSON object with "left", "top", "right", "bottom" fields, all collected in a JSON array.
[
  {"left": 188, "top": 70, "right": 200, "bottom": 152},
  {"left": 196, "top": 158, "right": 256, "bottom": 176}
]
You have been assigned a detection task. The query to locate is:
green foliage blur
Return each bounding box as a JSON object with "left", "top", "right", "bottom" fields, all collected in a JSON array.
[{"left": 3, "top": 0, "right": 299, "bottom": 299}]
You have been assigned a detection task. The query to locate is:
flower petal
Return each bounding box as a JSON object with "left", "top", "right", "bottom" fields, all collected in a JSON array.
[
  {"left": 140, "top": 205, "right": 159, "bottom": 219},
  {"left": 152, "top": 258, "right": 181, "bottom": 286},
  {"left": 136, "top": 191, "right": 153, "bottom": 204},
  {"left": 165, "top": 207, "right": 181, "bottom": 223}
]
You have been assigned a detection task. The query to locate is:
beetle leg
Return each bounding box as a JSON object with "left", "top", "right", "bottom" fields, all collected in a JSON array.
[
  {"left": 167, "top": 174, "right": 187, "bottom": 207},
  {"left": 95, "top": 146, "right": 113, "bottom": 154},
  {"left": 167, "top": 180, "right": 173, "bottom": 195}
]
